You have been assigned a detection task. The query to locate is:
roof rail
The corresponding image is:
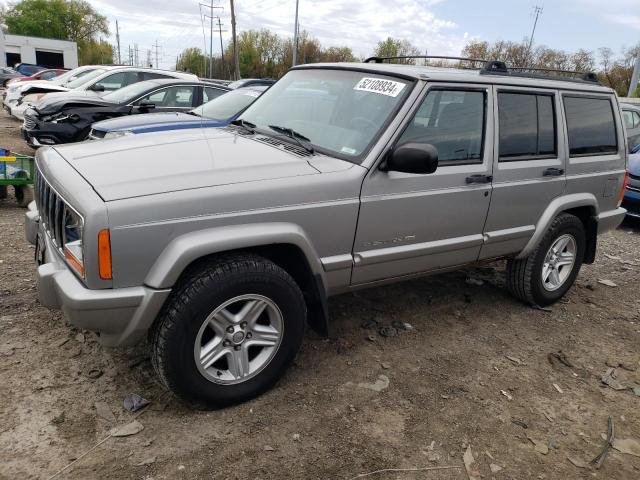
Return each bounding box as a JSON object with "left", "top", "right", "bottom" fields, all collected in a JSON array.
[
  {"left": 479, "top": 62, "right": 601, "bottom": 84},
  {"left": 363, "top": 55, "right": 487, "bottom": 66}
]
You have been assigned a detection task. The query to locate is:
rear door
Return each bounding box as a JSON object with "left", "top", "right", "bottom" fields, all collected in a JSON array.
[
  {"left": 480, "top": 87, "right": 565, "bottom": 259},
  {"left": 352, "top": 83, "right": 494, "bottom": 284}
]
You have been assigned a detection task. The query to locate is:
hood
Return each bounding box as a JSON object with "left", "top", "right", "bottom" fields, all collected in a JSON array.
[
  {"left": 21, "top": 83, "right": 70, "bottom": 95},
  {"left": 52, "top": 128, "right": 321, "bottom": 201},
  {"left": 92, "top": 112, "right": 205, "bottom": 132},
  {"left": 34, "top": 91, "right": 111, "bottom": 114}
]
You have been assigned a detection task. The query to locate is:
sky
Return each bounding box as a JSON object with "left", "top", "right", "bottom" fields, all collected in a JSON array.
[{"left": 17, "top": 0, "right": 640, "bottom": 69}]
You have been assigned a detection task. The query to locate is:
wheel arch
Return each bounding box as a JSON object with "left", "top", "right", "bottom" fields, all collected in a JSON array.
[
  {"left": 516, "top": 193, "right": 598, "bottom": 261},
  {"left": 145, "top": 223, "right": 330, "bottom": 336}
]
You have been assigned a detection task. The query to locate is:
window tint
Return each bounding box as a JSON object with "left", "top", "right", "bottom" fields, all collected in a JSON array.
[
  {"left": 142, "top": 72, "right": 171, "bottom": 81},
  {"left": 204, "top": 87, "right": 226, "bottom": 102},
  {"left": 397, "top": 89, "right": 485, "bottom": 163},
  {"left": 564, "top": 96, "right": 617, "bottom": 156},
  {"left": 137, "top": 86, "right": 196, "bottom": 108},
  {"left": 498, "top": 92, "right": 556, "bottom": 159},
  {"left": 94, "top": 71, "right": 140, "bottom": 91},
  {"left": 623, "top": 110, "right": 640, "bottom": 130}
]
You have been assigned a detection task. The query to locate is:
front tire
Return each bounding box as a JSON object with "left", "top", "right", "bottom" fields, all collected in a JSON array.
[
  {"left": 506, "top": 213, "right": 585, "bottom": 307},
  {"left": 150, "top": 253, "right": 306, "bottom": 408}
]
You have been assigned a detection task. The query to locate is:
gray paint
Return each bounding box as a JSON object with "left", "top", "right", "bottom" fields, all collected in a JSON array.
[{"left": 26, "top": 62, "right": 628, "bottom": 346}]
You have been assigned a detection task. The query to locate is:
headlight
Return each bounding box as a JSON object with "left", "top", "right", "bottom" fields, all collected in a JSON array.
[
  {"left": 103, "top": 130, "right": 134, "bottom": 139},
  {"left": 62, "top": 207, "right": 84, "bottom": 277}
]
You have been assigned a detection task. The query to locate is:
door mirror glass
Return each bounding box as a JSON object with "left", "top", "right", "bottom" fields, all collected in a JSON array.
[
  {"left": 91, "top": 83, "right": 105, "bottom": 92},
  {"left": 384, "top": 142, "right": 438, "bottom": 174},
  {"left": 138, "top": 99, "right": 156, "bottom": 109}
]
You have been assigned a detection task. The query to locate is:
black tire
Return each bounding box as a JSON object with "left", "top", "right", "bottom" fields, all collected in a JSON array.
[
  {"left": 150, "top": 253, "right": 306, "bottom": 409},
  {"left": 14, "top": 185, "right": 34, "bottom": 207},
  {"left": 0, "top": 186, "right": 7, "bottom": 200},
  {"left": 506, "top": 213, "right": 585, "bottom": 307}
]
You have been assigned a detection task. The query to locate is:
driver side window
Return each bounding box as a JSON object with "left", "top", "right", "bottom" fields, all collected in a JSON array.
[{"left": 397, "top": 88, "right": 486, "bottom": 165}]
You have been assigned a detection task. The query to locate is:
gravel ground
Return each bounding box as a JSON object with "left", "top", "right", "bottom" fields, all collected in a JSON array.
[{"left": 1, "top": 108, "right": 640, "bottom": 480}]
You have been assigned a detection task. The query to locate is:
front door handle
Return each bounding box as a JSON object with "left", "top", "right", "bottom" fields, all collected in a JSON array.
[
  {"left": 543, "top": 167, "right": 564, "bottom": 177},
  {"left": 465, "top": 174, "right": 493, "bottom": 184}
]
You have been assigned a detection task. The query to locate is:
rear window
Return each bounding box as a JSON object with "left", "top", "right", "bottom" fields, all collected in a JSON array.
[
  {"left": 564, "top": 96, "right": 618, "bottom": 156},
  {"left": 498, "top": 92, "right": 556, "bottom": 159}
]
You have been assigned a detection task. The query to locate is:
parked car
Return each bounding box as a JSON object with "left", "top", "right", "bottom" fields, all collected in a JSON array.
[
  {"left": 21, "top": 78, "right": 228, "bottom": 146},
  {"left": 622, "top": 144, "right": 640, "bottom": 219},
  {"left": 4, "top": 65, "right": 100, "bottom": 117},
  {"left": 228, "top": 78, "right": 275, "bottom": 89},
  {"left": 25, "top": 59, "right": 627, "bottom": 407},
  {"left": 89, "top": 85, "right": 267, "bottom": 139},
  {"left": 13, "top": 63, "right": 46, "bottom": 76},
  {"left": 0, "top": 67, "right": 21, "bottom": 87},
  {"left": 622, "top": 103, "right": 640, "bottom": 149},
  {"left": 7, "top": 68, "right": 68, "bottom": 86}
]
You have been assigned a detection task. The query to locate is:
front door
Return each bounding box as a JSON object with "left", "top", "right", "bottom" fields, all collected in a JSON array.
[
  {"left": 479, "top": 87, "right": 566, "bottom": 260},
  {"left": 352, "top": 83, "right": 494, "bottom": 285}
]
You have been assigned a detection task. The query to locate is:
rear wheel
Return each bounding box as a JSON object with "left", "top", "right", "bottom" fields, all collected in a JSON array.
[
  {"left": 150, "top": 253, "right": 306, "bottom": 408},
  {"left": 0, "top": 186, "right": 7, "bottom": 199},
  {"left": 14, "top": 185, "right": 34, "bottom": 207},
  {"left": 506, "top": 213, "right": 585, "bottom": 306}
]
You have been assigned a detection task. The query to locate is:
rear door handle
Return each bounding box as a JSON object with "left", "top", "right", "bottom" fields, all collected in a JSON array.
[
  {"left": 543, "top": 167, "right": 564, "bottom": 177},
  {"left": 465, "top": 174, "right": 493, "bottom": 184}
]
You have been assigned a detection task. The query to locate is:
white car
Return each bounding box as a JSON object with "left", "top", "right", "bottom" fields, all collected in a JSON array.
[
  {"left": 3, "top": 66, "right": 98, "bottom": 113},
  {"left": 9, "top": 66, "right": 199, "bottom": 120}
]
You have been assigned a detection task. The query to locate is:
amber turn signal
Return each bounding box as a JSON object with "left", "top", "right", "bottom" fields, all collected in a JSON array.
[{"left": 98, "top": 229, "right": 112, "bottom": 280}]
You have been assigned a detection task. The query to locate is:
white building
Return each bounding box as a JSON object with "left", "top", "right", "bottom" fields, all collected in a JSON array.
[{"left": 0, "top": 33, "right": 78, "bottom": 69}]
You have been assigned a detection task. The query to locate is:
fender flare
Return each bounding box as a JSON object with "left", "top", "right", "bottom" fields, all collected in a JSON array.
[
  {"left": 144, "top": 222, "right": 327, "bottom": 290},
  {"left": 515, "top": 193, "right": 598, "bottom": 259}
]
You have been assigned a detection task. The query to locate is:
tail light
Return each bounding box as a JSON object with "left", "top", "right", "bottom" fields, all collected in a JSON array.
[{"left": 618, "top": 170, "right": 629, "bottom": 207}]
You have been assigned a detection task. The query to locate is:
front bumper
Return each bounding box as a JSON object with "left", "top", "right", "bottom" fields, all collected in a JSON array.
[
  {"left": 25, "top": 205, "right": 171, "bottom": 346},
  {"left": 22, "top": 112, "right": 82, "bottom": 146},
  {"left": 622, "top": 188, "right": 640, "bottom": 219}
]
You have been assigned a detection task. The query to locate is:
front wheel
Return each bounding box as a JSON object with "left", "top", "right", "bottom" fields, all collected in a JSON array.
[
  {"left": 506, "top": 213, "right": 585, "bottom": 307},
  {"left": 150, "top": 253, "right": 306, "bottom": 408}
]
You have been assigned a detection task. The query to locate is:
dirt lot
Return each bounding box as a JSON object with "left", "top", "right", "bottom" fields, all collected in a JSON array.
[{"left": 1, "top": 108, "right": 640, "bottom": 480}]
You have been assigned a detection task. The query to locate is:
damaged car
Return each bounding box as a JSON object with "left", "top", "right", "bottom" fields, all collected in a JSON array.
[{"left": 22, "top": 78, "right": 227, "bottom": 146}]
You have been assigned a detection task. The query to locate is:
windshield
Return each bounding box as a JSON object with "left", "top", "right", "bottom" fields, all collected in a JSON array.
[
  {"left": 239, "top": 69, "right": 412, "bottom": 160},
  {"left": 191, "top": 88, "right": 263, "bottom": 120},
  {"left": 54, "top": 68, "right": 94, "bottom": 85},
  {"left": 102, "top": 80, "right": 160, "bottom": 104},
  {"left": 64, "top": 68, "right": 106, "bottom": 89}
]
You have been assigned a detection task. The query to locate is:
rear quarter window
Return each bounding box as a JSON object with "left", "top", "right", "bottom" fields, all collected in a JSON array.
[{"left": 563, "top": 96, "right": 618, "bottom": 156}]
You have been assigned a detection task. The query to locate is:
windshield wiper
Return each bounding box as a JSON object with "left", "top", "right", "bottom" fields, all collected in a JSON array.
[
  {"left": 230, "top": 118, "right": 256, "bottom": 134},
  {"left": 268, "top": 125, "right": 315, "bottom": 154}
]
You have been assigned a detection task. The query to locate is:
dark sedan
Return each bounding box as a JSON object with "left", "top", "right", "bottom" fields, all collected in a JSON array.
[{"left": 22, "top": 79, "right": 230, "bottom": 146}]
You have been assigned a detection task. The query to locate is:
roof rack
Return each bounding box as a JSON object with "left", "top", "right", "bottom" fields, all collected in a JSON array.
[
  {"left": 363, "top": 55, "right": 486, "bottom": 66},
  {"left": 480, "top": 60, "right": 601, "bottom": 84},
  {"left": 362, "top": 56, "right": 601, "bottom": 85}
]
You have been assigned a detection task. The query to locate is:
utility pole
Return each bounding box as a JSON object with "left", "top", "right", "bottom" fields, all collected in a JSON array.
[
  {"left": 152, "top": 40, "right": 160, "bottom": 69},
  {"left": 216, "top": 17, "right": 228, "bottom": 78},
  {"left": 115, "top": 20, "right": 121, "bottom": 64},
  {"left": 134, "top": 44, "right": 139, "bottom": 67},
  {"left": 230, "top": 0, "right": 240, "bottom": 80},
  {"left": 525, "top": 5, "right": 543, "bottom": 67},
  {"left": 200, "top": 2, "right": 223, "bottom": 79},
  {"left": 128, "top": 45, "right": 132, "bottom": 66},
  {"left": 292, "top": 0, "right": 299, "bottom": 66}
]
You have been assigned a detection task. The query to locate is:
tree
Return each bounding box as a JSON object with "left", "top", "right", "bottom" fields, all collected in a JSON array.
[
  {"left": 372, "top": 37, "right": 420, "bottom": 63},
  {"left": 176, "top": 47, "right": 207, "bottom": 77},
  {"left": 1, "top": 0, "right": 110, "bottom": 65}
]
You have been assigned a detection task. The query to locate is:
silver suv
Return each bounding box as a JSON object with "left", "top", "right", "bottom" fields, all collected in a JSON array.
[{"left": 24, "top": 59, "right": 628, "bottom": 407}]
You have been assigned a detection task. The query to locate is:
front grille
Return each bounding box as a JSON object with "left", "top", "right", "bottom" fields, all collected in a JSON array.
[
  {"left": 627, "top": 184, "right": 640, "bottom": 193},
  {"left": 23, "top": 114, "right": 36, "bottom": 130},
  {"left": 34, "top": 168, "right": 67, "bottom": 249}
]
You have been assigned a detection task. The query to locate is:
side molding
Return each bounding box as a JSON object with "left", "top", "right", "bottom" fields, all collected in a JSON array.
[
  {"left": 144, "top": 222, "right": 327, "bottom": 290},
  {"left": 515, "top": 193, "right": 598, "bottom": 259}
]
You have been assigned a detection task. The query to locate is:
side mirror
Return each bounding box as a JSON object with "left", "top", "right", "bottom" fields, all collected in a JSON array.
[
  {"left": 382, "top": 142, "right": 438, "bottom": 174},
  {"left": 138, "top": 100, "right": 156, "bottom": 110},
  {"left": 91, "top": 83, "right": 105, "bottom": 92}
]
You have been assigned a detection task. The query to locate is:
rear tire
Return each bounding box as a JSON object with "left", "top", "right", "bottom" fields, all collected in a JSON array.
[
  {"left": 14, "top": 185, "right": 34, "bottom": 207},
  {"left": 506, "top": 213, "right": 585, "bottom": 307},
  {"left": 0, "top": 186, "right": 7, "bottom": 199},
  {"left": 150, "top": 253, "right": 306, "bottom": 409}
]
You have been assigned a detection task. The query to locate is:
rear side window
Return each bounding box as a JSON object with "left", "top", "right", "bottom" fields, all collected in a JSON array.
[
  {"left": 498, "top": 92, "right": 557, "bottom": 159},
  {"left": 564, "top": 96, "right": 617, "bottom": 156}
]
